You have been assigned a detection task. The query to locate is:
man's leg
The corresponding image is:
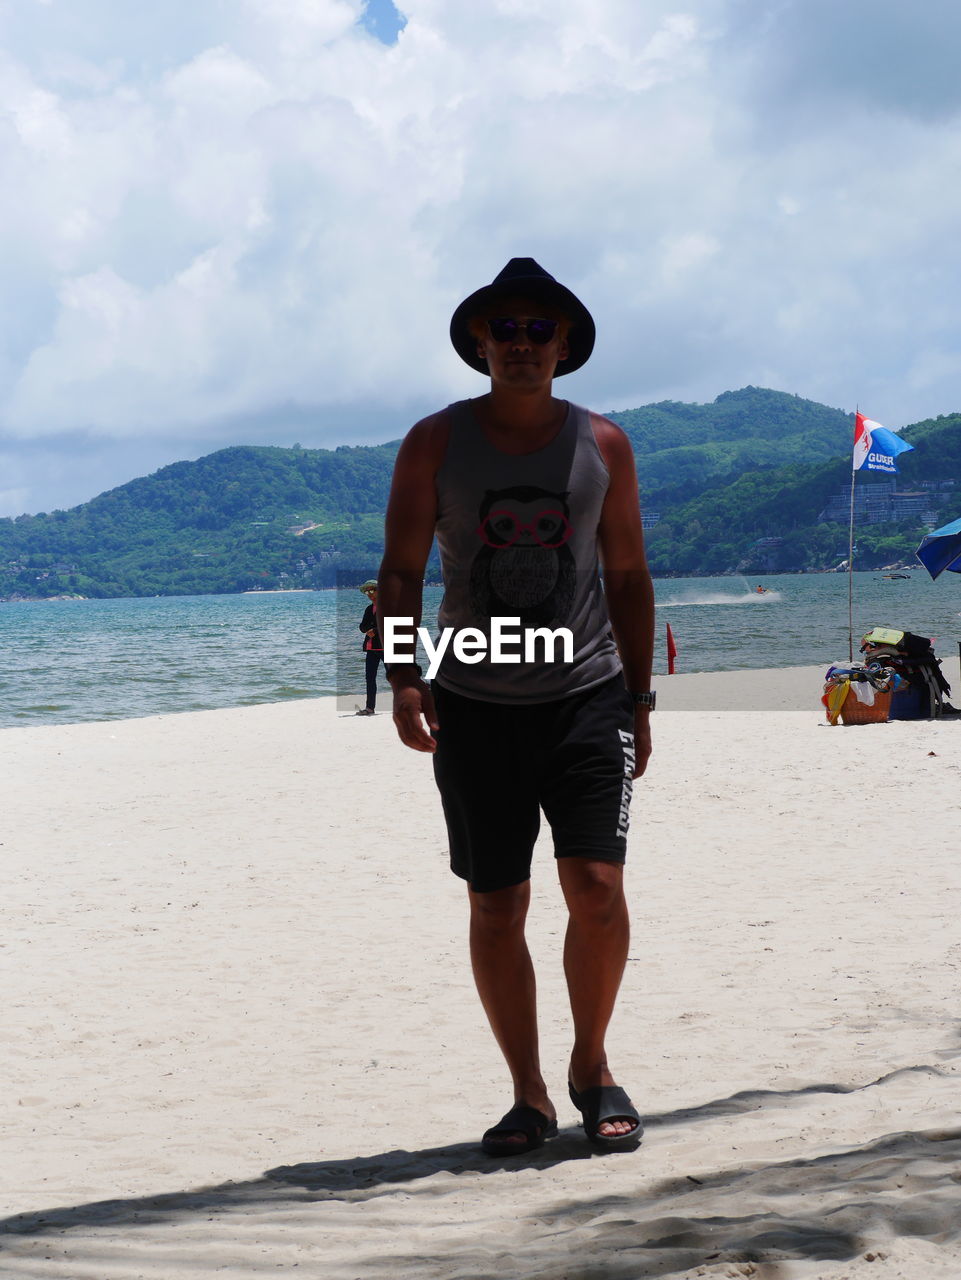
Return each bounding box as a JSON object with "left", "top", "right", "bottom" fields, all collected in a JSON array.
[
  {"left": 431, "top": 686, "right": 550, "bottom": 1147},
  {"left": 557, "top": 858, "right": 635, "bottom": 1138},
  {"left": 364, "top": 650, "right": 380, "bottom": 711},
  {"left": 468, "top": 880, "right": 555, "bottom": 1141}
]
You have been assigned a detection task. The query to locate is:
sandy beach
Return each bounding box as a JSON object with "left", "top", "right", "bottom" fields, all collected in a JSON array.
[{"left": 3, "top": 662, "right": 960, "bottom": 1280}]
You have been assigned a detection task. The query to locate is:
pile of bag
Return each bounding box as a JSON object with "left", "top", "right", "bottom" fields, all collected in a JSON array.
[
  {"left": 860, "top": 628, "right": 954, "bottom": 720},
  {"left": 823, "top": 628, "right": 956, "bottom": 724},
  {"left": 822, "top": 659, "right": 899, "bottom": 725}
]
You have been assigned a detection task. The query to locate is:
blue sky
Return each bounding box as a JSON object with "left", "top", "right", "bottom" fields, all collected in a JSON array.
[
  {"left": 360, "top": 0, "right": 406, "bottom": 44},
  {"left": 2, "top": 0, "right": 961, "bottom": 516}
]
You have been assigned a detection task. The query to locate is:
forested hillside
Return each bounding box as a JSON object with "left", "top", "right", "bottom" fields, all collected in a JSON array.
[
  {"left": 608, "top": 386, "right": 852, "bottom": 506},
  {"left": 644, "top": 412, "right": 961, "bottom": 575},
  {"left": 2, "top": 390, "right": 957, "bottom": 597},
  {"left": 0, "top": 443, "right": 399, "bottom": 597}
]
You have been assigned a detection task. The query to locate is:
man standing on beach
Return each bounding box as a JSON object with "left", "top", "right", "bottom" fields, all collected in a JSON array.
[{"left": 378, "top": 258, "right": 655, "bottom": 1155}]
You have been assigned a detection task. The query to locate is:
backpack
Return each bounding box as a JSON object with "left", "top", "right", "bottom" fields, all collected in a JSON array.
[{"left": 860, "top": 628, "right": 954, "bottom": 719}]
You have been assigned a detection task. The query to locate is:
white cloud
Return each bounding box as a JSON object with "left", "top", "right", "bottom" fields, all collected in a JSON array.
[
  {"left": 2, "top": 0, "right": 961, "bottom": 514},
  {"left": 657, "top": 232, "right": 720, "bottom": 287}
]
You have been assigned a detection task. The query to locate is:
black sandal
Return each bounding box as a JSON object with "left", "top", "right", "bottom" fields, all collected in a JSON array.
[
  {"left": 568, "top": 1081, "right": 643, "bottom": 1150},
  {"left": 481, "top": 1104, "right": 558, "bottom": 1156}
]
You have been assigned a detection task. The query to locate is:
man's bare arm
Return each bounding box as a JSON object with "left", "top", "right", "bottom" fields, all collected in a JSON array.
[
  {"left": 378, "top": 412, "right": 449, "bottom": 752},
  {"left": 594, "top": 415, "right": 656, "bottom": 778}
]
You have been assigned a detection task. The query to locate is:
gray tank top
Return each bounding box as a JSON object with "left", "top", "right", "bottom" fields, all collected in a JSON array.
[{"left": 432, "top": 399, "right": 621, "bottom": 703}]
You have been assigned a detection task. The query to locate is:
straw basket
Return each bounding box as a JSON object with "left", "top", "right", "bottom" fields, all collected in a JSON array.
[{"left": 838, "top": 687, "right": 891, "bottom": 725}]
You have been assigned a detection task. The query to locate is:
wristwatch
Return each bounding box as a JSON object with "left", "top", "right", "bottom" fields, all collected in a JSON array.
[{"left": 630, "top": 690, "right": 656, "bottom": 710}]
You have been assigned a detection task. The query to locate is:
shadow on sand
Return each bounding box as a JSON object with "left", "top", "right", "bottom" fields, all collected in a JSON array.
[{"left": 2, "top": 1069, "right": 960, "bottom": 1277}]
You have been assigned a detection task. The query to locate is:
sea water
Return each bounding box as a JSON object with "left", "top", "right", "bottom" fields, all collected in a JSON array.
[{"left": 1, "top": 572, "right": 958, "bottom": 727}]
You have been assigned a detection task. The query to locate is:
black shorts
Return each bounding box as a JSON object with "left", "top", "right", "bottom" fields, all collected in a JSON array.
[{"left": 431, "top": 675, "right": 636, "bottom": 893}]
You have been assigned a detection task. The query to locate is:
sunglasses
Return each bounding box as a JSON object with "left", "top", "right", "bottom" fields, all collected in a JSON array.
[
  {"left": 487, "top": 317, "right": 559, "bottom": 345},
  {"left": 476, "top": 508, "right": 573, "bottom": 549}
]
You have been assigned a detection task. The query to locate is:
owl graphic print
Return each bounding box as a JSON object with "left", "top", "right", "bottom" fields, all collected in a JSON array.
[{"left": 470, "top": 485, "right": 577, "bottom": 629}]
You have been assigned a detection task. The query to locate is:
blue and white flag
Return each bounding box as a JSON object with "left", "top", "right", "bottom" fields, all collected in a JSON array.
[{"left": 853, "top": 412, "right": 914, "bottom": 474}]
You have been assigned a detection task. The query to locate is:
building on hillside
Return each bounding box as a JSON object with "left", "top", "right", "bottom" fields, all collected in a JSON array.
[{"left": 818, "top": 478, "right": 940, "bottom": 527}]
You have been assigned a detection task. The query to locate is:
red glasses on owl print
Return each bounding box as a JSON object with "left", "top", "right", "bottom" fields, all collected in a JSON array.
[{"left": 476, "top": 508, "right": 573, "bottom": 549}]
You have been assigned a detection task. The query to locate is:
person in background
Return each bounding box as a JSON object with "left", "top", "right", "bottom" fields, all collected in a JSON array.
[{"left": 357, "top": 580, "right": 382, "bottom": 716}]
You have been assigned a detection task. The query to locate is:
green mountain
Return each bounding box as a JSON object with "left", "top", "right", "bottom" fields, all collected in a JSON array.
[
  {"left": 608, "top": 385, "right": 852, "bottom": 507},
  {"left": 644, "top": 411, "right": 961, "bottom": 575},
  {"left": 0, "top": 442, "right": 401, "bottom": 598},
  {"left": 2, "top": 389, "right": 957, "bottom": 598}
]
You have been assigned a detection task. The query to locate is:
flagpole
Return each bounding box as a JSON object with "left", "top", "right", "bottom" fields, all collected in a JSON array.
[{"left": 848, "top": 406, "right": 857, "bottom": 662}]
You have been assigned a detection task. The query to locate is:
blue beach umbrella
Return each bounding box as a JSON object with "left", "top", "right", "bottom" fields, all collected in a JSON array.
[{"left": 916, "top": 517, "right": 961, "bottom": 579}]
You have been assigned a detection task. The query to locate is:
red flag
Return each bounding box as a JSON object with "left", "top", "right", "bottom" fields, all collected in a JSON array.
[{"left": 666, "top": 622, "right": 677, "bottom": 675}]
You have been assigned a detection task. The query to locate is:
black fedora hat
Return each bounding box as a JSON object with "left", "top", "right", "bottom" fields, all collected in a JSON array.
[{"left": 450, "top": 257, "right": 595, "bottom": 377}]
